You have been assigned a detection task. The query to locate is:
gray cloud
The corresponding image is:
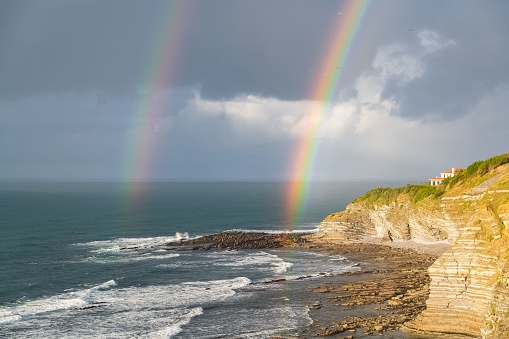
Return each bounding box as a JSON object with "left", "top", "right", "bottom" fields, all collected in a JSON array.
[
  {"left": 1, "top": 93, "right": 129, "bottom": 178},
  {"left": 379, "top": 1, "right": 509, "bottom": 121},
  {"left": 2, "top": 0, "right": 509, "bottom": 111},
  {"left": 0, "top": 0, "right": 347, "bottom": 101},
  {"left": 1, "top": 1, "right": 509, "bottom": 181},
  {"left": 0, "top": 0, "right": 158, "bottom": 99}
]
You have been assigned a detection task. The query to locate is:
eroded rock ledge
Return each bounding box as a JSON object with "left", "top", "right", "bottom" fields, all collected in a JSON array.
[
  {"left": 311, "top": 160, "right": 509, "bottom": 338},
  {"left": 299, "top": 243, "right": 437, "bottom": 338}
]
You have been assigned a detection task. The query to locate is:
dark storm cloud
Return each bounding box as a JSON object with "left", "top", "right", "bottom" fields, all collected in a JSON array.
[
  {"left": 0, "top": 0, "right": 350, "bottom": 101},
  {"left": 2, "top": 0, "right": 509, "bottom": 116},
  {"left": 177, "top": 1, "right": 343, "bottom": 100},
  {"left": 0, "top": 0, "right": 158, "bottom": 99}
]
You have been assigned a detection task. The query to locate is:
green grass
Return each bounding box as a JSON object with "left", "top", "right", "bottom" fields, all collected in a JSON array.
[
  {"left": 352, "top": 153, "right": 509, "bottom": 208},
  {"left": 354, "top": 184, "right": 444, "bottom": 206},
  {"left": 445, "top": 154, "right": 509, "bottom": 188}
]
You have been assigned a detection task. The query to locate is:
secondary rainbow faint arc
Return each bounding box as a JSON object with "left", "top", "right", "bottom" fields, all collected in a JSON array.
[
  {"left": 123, "top": 1, "right": 191, "bottom": 201},
  {"left": 285, "top": 0, "right": 371, "bottom": 229}
]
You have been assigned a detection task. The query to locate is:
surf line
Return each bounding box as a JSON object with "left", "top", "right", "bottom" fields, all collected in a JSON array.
[
  {"left": 285, "top": 0, "right": 371, "bottom": 230},
  {"left": 122, "top": 1, "right": 192, "bottom": 214}
]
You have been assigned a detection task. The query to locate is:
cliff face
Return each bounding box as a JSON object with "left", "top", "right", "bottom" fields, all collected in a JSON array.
[{"left": 312, "top": 158, "right": 509, "bottom": 338}]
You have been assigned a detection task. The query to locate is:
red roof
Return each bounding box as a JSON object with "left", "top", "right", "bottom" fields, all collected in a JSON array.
[{"left": 440, "top": 168, "right": 462, "bottom": 174}]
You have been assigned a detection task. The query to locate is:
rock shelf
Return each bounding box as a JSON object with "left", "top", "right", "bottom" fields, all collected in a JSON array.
[{"left": 164, "top": 231, "right": 308, "bottom": 250}]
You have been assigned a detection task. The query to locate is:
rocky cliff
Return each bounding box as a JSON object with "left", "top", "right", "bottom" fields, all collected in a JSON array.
[{"left": 310, "top": 154, "right": 509, "bottom": 338}]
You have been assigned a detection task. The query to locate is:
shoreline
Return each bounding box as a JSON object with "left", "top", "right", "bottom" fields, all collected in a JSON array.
[
  {"left": 294, "top": 242, "right": 438, "bottom": 338},
  {"left": 163, "top": 231, "right": 440, "bottom": 338}
]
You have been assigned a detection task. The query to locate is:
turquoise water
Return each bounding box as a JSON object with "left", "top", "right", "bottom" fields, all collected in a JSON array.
[{"left": 0, "top": 181, "right": 403, "bottom": 338}]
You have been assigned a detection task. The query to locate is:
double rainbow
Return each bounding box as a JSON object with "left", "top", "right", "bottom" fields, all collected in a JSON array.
[
  {"left": 285, "top": 0, "right": 371, "bottom": 229},
  {"left": 119, "top": 1, "right": 371, "bottom": 228}
]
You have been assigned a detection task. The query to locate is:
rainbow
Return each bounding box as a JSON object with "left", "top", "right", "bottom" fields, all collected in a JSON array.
[
  {"left": 285, "top": 0, "right": 371, "bottom": 229},
  {"left": 122, "top": 1, "right": 191, "bottom": 202}
]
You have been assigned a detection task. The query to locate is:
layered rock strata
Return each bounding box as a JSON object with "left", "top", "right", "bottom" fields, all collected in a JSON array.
[{"left": 311, "top": 164, "right": 509, "bottom": 338}]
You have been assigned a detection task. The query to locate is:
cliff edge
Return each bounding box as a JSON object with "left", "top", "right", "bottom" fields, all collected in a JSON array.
[{"left": 309, "top": 154, "right": 509, "bottom": 338}]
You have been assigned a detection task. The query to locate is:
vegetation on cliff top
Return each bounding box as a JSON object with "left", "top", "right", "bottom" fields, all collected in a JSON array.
[
  {"left": 353, "top": 184, "right": 444, "bottom": 207},
  {"left": 353, "top": 153, "right": 509, "bottom": 207},
  {"left": 443, "top": 153, "right": 509, "bottom": 188}
]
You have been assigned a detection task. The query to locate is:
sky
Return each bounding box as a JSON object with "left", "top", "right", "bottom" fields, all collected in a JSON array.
[{"left": 1, "top": 0, "right": 509, "bottom": 181}]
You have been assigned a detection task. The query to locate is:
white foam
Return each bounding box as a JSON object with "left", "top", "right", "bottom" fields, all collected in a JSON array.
[
  {"left": 274, "top": 260, "right": 293, "bottom": 274},
  {"left": 0, "top": 280, "right": 117, "bottom": 324},
  {"left": 203, "top": 251, "right": 293, "bottom": 275},
  {"left": 75, "top": 232, "right": 192, "bottom": 253},
  {"left": 83, "top": 252, "right": 180, "bottom": 264},
  {"left": 182, "top": 276, "right": 250, "bottom": 289},
  {"left": 257, "top": 250, "right": 361, "bottom": 283},
  {"left": 2, "top": 307, "right": 204, "bottom": 339},
  {"left": 87, "top": 277, "right": 251, "bottom": 312},
  {"left": 149, "top": 307, "right": 203, "bottom": 338},
  {"left": 260, "top": 252, "right": 293, "bottom": 274},
  {"left": 0, "top": 277, "right": 249, "bottom": 338},
  {"left": 92, "top": 279, "right": 117, "bottom": 290},
  {"left": 174, "top": 231, "right": 189, "bottom": 241},
  {"left": 0, "top": 311, "right": 21, "bottom": 325},
  {"left": 74, "top": 235, "right": 186, "bottom": 264},
  {"left": 329, "top": 255, "right": 347, "bottom": 261}
]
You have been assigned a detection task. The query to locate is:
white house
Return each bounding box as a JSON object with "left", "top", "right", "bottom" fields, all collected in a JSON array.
[{"left": 429, "top": 168, "right": 462, "bottom": 186}]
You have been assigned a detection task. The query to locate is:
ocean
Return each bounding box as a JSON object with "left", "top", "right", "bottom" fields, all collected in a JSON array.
[{"left": 0, "top": 181, "right": 404, "bottom": 338}]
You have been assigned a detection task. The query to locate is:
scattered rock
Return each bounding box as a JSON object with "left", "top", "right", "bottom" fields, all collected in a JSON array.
[{"left": 304, "top": 242, "right": 436, "bottom": 337}]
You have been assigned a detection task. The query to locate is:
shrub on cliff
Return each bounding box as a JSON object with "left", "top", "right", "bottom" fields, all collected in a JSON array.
[
  {"left": 478, "top": 154, "right": 509, "bottom": 174},
  {"left": 413, "top": 185, "right": 444, "bottom": 203},
  {"left": 355, "top": 184, "right": 444, "bottom": 207},
  {"left": 444, "top": 153, "right": 509, "bottom": 188},
  {"left": 463, "top": 155, "right": 509, "bottom": 177},
  {"left": 353, "top": 153, "right": 508, "bottom": 207}
]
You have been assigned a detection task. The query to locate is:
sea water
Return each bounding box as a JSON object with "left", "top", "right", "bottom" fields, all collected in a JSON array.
[{"left": 0, "top": 181, "right": 404, "bottom": 338}]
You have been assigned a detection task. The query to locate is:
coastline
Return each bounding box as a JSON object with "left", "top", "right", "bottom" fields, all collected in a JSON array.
[
  {"left": 294, "top": 242, "right": 439, "bottom": 338},
  {"left": 164, "top": 231, "right": 440, "bottom": 338}
]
